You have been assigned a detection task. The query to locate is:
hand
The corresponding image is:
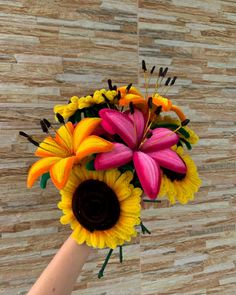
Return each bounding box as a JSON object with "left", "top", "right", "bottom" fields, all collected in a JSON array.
[{"left": 27, "top": 236, "right": 92, "bottom": 295}]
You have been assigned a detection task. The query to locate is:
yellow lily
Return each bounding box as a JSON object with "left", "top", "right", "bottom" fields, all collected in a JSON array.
[{"left": 27, "top": 118, "right": 113, "bottom": 190}]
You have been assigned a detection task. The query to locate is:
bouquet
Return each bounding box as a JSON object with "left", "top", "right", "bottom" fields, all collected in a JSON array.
[{"left": 20, "top": 61, "right": 201, "bottom": 277}]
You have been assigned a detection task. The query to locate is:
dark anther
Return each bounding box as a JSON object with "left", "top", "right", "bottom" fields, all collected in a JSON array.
[
  {"left": 40, "top": 120, "right": 49, "bottom": 133},
  {"left": 112, "top": 85, "right": 117, "bottom": 91},
  {"left": 181, "top": 119, "right": 190, "bottom": 126},
  {"left": 27, "top": 137, "right": 40, "bottom": 147},
  {"left": 126, "top": 83, "right": 132, "bottom": 93},
  {"left": 43, "top": 118, "right": 51, "bottom": 128},
  {"left": 159, "top": 67, "right": 163, "bottom": 77},
  {"left": 165, "top": 77, "right": 171, "bottom": 86},
  {"left": 19, "top": 131, "right": 40, "bottom": 147},
  {"left": 56, "top": 113, "right": 65, "bottom": 124},
  {"left": 155, "top": 105, "right": 162, "bottom": 116},
  {"left": 129, "top": 102, "right": 134, "bottom": 114},
  {"left": 108, "top": 79, "right": 113, "bottom": 90},
  {"left": 142, "top": 60, "right": 147, "bottom": 72},
  {"left": 19, "top": 131, "right": 29, "bottom": 138},
  {"left": 171, "top": 76, "right": 177, "bottom": 86},
  {"left": 146, "top": 131, "right": 152, "bottom": 139},
  {"left": 150, "top": 66, "right": 155, "bottom": 74},
  {"left": 102, "top": 93, "right": 110, "bottom": 103},
  {"left": 162, "top": 67, "right": 169, "bottom": 77},
  {"left": 72, "top": 179, "right": 120, "bottom": 232},
  {"left": 116, "top": 90, "right": 121, "bottom": 100},
  {"left": 148, "top": 97, "right": 153, "bottom": 109}
]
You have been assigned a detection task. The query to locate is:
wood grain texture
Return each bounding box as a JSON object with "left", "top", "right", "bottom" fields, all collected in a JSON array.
[{"left": 0, "top": 0, "right": 235, "bottom": 294}]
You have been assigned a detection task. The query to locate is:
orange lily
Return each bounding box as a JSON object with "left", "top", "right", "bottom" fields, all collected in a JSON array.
[
  {"left": 153, "top": 93, "right": 187, "bottom": 121},
  {"left": 118, "top": 86, "right": 147, "bottom": 109},
  {"left": 117, "top": 85, "right": 186, "bottom": 122},
  {"left": 27, "top": 118, "right": 113, "bottom": 189}
]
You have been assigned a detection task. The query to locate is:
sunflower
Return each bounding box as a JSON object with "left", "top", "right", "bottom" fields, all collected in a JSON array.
[
  {"left": 58, "top": 165, "right": 142, "bottom": 249},
  {"left": 159, "top": 146, "right": 201, "bottom": 204}
]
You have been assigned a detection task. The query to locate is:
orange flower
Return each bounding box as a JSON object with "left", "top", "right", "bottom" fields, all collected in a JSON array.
[
  {"left": 118, "top": 86, "right": 147, "bottom": 108},
  {"left": 153, "top": 93, "right": 186, "bottom": 121},
  {"left": 27, "top": 118, "right": 113, "bottom": 189}
]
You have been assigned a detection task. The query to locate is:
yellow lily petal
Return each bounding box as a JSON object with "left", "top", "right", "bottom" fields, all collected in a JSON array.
[
  {"left": 55, "top": 122, "right": 74, "bottom": 152},
  {"left": 76, "top": 135, "right": 113, "bottom": 161},
  {"left": 35, "top": 137, "right": 69, "bottom": 158},
  {"left": 27, "top": 157, "right": 61, "bottom": 188},
  {"left": 73, "top": 117, "right": 102, "bottom": 152},
  {"left": 50, "top": 156, "right": 77, "bottom": 189}
]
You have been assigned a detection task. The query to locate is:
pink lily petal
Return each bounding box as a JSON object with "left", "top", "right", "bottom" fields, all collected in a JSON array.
[
  {"left": 100, "top": 119, "right": 115, "bottom": 135},
  {"left": 133, "top": 151, "right": 161, "bottom": 199},
  {"left": 127, "top": 109, "right": 146, "bottom": 144},
  {"left": 140, "top": 128, "right": 179, "bottom": 153},
  {"left": 148, "top": 148, "right": 187, "bottom": 174},
  {"left": 99, "top": 109, "right": 136, "bottom": 149},
  {"left": 94, "top": 143, "right": 133, "bottom": 170}
]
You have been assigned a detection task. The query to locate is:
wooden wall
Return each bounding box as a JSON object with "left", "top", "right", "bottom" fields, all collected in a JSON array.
[{"left": 0, "top": 1, "right": 236, "bottom": 294}]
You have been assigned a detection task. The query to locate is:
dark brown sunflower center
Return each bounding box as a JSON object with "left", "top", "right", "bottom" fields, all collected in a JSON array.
[
  {"left": 72, "top": 179, "right": 120, "bottom": 232},
  {"left": 162, "top": 167, "right": 186, "bottom": 181}
]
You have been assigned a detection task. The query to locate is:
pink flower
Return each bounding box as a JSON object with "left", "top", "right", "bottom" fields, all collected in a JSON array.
[{"left": 95, "top": 108, "right": 186, "bottom": 199}]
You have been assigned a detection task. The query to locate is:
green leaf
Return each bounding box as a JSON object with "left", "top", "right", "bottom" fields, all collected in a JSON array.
[
  {"left": 40, "top": 172, "right": 50, "bottom": 189},
  {"left": 86, "top": 159, "right": 96, "bottom": 171},
  {"left": 68, "top": 109, "right": 82, "bottom": 124},
  {"left": 83, "top": 108, "right": 95, "bottom": 118},
  {"left": 119, "top": 163, "right": 134, "bottom": 174},
  {"left": 180, "top": 138, "right": 192, "bottom": 150}
]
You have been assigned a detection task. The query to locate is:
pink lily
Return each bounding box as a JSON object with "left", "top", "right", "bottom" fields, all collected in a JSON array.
[{"left": 95, "top": 108, "right": 187, "bottom": 199}]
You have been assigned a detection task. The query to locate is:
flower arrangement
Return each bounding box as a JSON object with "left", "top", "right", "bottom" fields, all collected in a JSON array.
[{"left": 20, "top": 61, "right": 201, "bottom": 277}]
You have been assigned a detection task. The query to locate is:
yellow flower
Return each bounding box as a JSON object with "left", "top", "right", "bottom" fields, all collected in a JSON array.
[
  {"left": 159, "top": 146, "right": 201, "bottom": 204},
  {"left": 54, "top": 96, "right": 80, "bottom": 120},
  {"left": 54, "top": 89, "right": 117, "bottom": 120},
  {"left": 27, "top": 118, "right": 113, "bottom": 190},
  {"left": 58, "top": 166, "right": 142, "bottom": 249}
]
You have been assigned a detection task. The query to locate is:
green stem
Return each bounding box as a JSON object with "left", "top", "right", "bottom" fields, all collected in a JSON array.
[
  {"left": 98, "top": 249, "right": 113, "bottom": 279},
  {"left": 119, "top": 246, "right": 123, "bottom": 263},
  {"left": 143, "top": 199, "right": 161, "bottom": 203},
  {"left": 140, "top": 221, "right": 151, "bottom": 235}
]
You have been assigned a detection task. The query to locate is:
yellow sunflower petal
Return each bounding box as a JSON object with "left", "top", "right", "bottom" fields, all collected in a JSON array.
[
  {"left": 27, "top": 157, "right": 61, "bottom": 188},
  {"left": 76, "top": 135, "right": 113, "bottom": 161},
  {"left": 97, "top": 232, "right": 105, "bottom": 249},
  {"left": 50, "top": 156, "right": 77, "bottom": 189},
  {"left": 76, "top": 227, "right": 88, "bottom": 244},
  {"left": 71, "top": 224, "right": 82, "bottom": 242},
  {"left": 113, "top": 170, "right": 133, "bottom": 191},
  {"left": 104, "top": 231, "right": 118, "bottom": 249},
  {"left": 90, "top": 232, "right": 98, "bottom": 248},
  {"left": 60, "top": 213, "right": 74, "bottom": 225},
  {"left": 73, "top": 117, "right": 102, "bottom": 152},
  {"left": 104, "top": 169, "right": 121, "bottom": 188},
  {"left": 57, "top": 200, "right": 71, "bottom": 210}
]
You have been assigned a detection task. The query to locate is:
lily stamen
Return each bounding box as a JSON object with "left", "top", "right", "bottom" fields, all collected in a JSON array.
[{"left": 43, "top": 118, "right": 72, "bottom": 153}]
